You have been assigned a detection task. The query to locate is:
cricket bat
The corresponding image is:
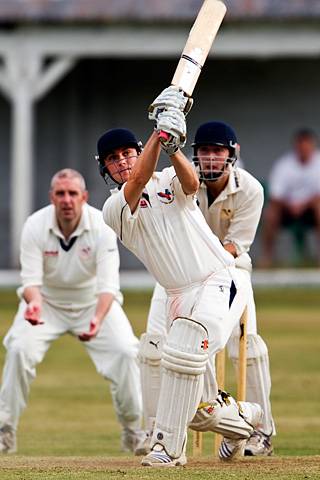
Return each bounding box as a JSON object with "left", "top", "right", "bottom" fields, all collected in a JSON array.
[
  {"left": 159, "top": 0, "right": 226, "bottom": 141},
  {"left": 171, "top": 0, "right": 227, "bottom": 97}
]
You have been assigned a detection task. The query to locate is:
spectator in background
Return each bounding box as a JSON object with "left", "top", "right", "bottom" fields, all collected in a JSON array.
[{"left": 260, "top": 128, "right": 320, "bottom": 267}]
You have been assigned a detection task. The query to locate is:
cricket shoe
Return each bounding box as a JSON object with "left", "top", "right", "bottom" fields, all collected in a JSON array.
[
  {"left": 219, "top": 437, "right": 246, "bottom": 461},
  {"left": 141, "top": 443, "right": 187, "bottom": 467},
  {"left": 134, "top": 431, "right": 151, "bottom": 456},
  {"left": 244, "top": 430, "right": 274, "bottom": 456},
  {"left": 0, "top": 425, "right": 17, "bottom": 454},
  {"left": 121, "top": 427, "right": 145, "bottom": 454},
  {"left": 218, "top": 401, "right": 264, "bottom": 462}
]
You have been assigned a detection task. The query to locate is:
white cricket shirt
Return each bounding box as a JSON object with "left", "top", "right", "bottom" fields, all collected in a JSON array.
[
  {"left": 103, "top": 166, "right": 235, "bottom": 289},
  {"left": 197, "top": 167, "right": 264, "bottom": 272},
  {"left": 19, "top": 203, "right": 122, "bottom": 309},
  {"left": 269, "top": 150, "right": 320, "bottom": 203}
]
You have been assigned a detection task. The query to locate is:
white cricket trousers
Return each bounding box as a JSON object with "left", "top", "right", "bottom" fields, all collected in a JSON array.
[
  {"left": 148, "top": 270, "right": 256, "bottom": 337},
  {"left": 0, "top": 300, "right": 142, "bottom": 431},
  {"left": 148, "top": 269, "right": 275, "bottom": 434}
]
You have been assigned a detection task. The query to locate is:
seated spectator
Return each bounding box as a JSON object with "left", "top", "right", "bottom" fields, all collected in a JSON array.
[{"left": 260, "top": 128, "right": 320, "bottom": 267}]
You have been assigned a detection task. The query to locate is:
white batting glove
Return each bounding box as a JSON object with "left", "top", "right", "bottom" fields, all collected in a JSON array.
[
  {"left": 148, "top": 86, "right": 193, "bottom": 121},
  {"left": 156, "top": 107, "right": 187, "bottom": 155}
]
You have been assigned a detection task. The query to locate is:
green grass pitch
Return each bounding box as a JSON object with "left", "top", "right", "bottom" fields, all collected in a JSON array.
[{"left": 0, "top": 287, "right": 319, "bottom": 479}]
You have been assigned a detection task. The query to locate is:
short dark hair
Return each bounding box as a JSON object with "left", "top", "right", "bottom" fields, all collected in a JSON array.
[{"left": 293, "top": 128, "right": 317, "bottom": 142}]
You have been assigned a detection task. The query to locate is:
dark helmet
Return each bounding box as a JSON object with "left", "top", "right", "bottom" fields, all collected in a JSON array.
[
  {"left": 96, "top": 128, "right": 142, "bottom": 185},
  {"left": 192, "top": 121, "right": 238, "bottom": 182},
  {"left": 192, "top": 121, "right": 238, "bottom": 163}
]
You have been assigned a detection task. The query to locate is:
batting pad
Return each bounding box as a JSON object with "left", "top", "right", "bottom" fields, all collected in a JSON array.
[
  {"left": 228, "top": 333, "right": 275, "bottom": 435},
  {"left": 151, "top": 318, "right": 208, "bottom": 458},
  {"left": 138, "top": 333, "right": 165, "bottom": 433}
]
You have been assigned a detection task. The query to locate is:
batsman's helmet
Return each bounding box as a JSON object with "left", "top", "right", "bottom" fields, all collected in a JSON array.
[
  {"left": 96, "top": 128, "right": 142, "bottom": 185},
  {"left": 192, "top": 121, "right": 238, "bottom": 164}
]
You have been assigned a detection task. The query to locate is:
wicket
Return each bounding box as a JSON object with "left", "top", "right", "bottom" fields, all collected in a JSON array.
[{"left": 192, "top": 305, "right": 248, "bottom": 456}]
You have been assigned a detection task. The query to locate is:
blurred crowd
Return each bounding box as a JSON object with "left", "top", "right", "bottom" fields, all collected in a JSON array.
[{"left": 259, "top": 128, "right": 320, "bottom": 267}]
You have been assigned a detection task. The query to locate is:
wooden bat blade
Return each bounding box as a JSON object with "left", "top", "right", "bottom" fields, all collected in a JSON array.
[{"left": 172, "top": 0, "right": 227, "bottom": 96}]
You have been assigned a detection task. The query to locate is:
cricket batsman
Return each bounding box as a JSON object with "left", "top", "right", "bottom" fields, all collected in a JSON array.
[{"left": 98, "top": 86, "right": 264, "bottom": 467}]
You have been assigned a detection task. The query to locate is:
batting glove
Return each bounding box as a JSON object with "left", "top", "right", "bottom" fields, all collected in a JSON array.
[
  {"left": 156, "top": 107, "right": 187, "bottom": 155},
  {"left": 148, "top": 86, "right": 193, "bottom": 121}
]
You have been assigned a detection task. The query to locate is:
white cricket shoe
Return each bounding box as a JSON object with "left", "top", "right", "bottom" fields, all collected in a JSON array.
[
  {"left": 219, "top": 437, "right": 246, "bottom": 461},
  {"left": 244, "top": 430, "right": 273, "bottom": 456},
  {"left": 0, "top": 425, "right": 17, "bottom": 454},
  {"left": 121, "top": 427, "right": 145, "bottom": 454},
  {"left": 219, "top": 400, "right": 264, "bottom": 461},
  {"left": 141, "top": 443, "right": 187, "bottom": 467}
]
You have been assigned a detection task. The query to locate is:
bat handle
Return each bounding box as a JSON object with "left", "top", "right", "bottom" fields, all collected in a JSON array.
[{"left": 158, "top": 130, "right": 171, "bottom": 142}]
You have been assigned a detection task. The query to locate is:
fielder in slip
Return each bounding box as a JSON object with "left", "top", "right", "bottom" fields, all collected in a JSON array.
[
  {"left": 0, "top": 169, "right": 143, "bottom": 455},
  {"left": 99, "top": 87, "right": 264, "bottom": 467},
  {"left": 143, "top": 121, "right": 275, "bottom": 457}
]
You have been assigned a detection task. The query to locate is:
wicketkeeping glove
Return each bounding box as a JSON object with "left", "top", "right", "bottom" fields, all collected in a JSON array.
[
  {"left": 156, "top": 107, "right": 187, "bottom": 155},
  {"left": 148, "top": 85, "right": 193, "bottom": 121}
]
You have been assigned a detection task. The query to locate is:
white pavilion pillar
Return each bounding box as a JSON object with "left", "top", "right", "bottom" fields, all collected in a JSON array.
[
  {"left": 0, "top": 49, "right": 75, "bottom": 266},
  {"left": 11, "top": 85, "right": 34, "bottom": 267}
]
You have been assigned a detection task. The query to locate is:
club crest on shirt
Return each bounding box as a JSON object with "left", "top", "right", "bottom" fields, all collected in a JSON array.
[
  {"left": 157, "top": 188, "right": 174, "bottom": 204},
  {"left": 221, "top": 208, "right": 232, "bottom": 219}
]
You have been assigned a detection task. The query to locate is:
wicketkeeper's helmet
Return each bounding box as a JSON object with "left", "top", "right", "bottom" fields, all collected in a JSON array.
[
  {"left": 192, "top": 121, "right": 238, "bottom": 181},
  {"left": 192, "top": 121, "right": 238, "bottom": 162},
  {"left": 96, "top": 128, "right": 142, "bottom": 185}
]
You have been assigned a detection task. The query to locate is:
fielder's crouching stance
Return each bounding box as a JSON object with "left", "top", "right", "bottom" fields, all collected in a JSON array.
[
  {"left": 0, "top": 169, "right": 143, "bottom": 454},
  {"left": 98, "top": 86, "right": 264, "bottom": 466}
]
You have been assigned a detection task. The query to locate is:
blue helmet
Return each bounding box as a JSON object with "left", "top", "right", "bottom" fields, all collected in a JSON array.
[
  {"left": 96, "top": 128, "right": 142, "bottom": 185},
  {"left": 192, "top": 121, "right": 238, "bottom": 182},
  {"left": 192, "top": 121, "right": 238, "bottom": 163}
]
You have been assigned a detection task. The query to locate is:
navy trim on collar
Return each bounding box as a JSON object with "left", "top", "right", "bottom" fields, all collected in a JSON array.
[{"left": 59, "top": 237, "right": 78, "bottom": 252}]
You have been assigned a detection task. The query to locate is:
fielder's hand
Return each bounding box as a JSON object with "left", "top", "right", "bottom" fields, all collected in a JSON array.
[
  {"left": 78, "top": 319, "right": 100, "bottom": 342},
  {"left": 156, "top": 107, "right": 186, "bottom": 155},
  {"left": 24, "top": 301, "right": 44, "bottom": 326},
  {"left": 148, "top": 86, "right": 193, "bottom": 121}
]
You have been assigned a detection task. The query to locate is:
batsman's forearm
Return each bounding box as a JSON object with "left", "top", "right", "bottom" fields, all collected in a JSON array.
[
  {"left": 170, "top": 150, "right": 199, "bottom": 195},
  {"left": 124, "top": 131, "right": 161, "bottom": 212},
  {"left": 130, "top": 131, "right": 161, "bottom": 185}
]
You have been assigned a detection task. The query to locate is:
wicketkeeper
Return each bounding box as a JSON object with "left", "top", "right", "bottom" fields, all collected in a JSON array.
[{"left": 141, "top": 121, "right": 275, "bottom": 458}]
